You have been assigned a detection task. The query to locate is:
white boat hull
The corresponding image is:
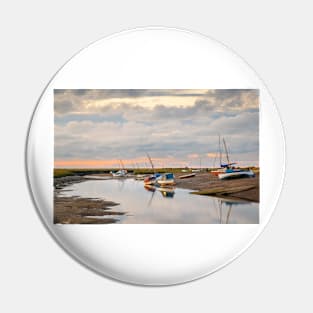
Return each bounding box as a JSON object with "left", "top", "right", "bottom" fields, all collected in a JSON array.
[
  {"left": 218, "top": 170, "right": 255, "bottom": 180},
  {"left": 135, "top": 174, "right": 146, "bottom": 180},
  {"left": 179, "top": 173, "right": 196, "bottom": 179},
  {"left": 157, "top": 179, "right": 175, "bottom": 186}
]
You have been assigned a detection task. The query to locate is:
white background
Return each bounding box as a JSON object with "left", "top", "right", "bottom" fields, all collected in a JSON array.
[{"left": 0, "top": 1, "right": 311, "bottom": 312}]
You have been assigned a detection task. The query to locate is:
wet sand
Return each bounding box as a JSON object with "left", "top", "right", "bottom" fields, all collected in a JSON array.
[
  {"left": 175, "top": 172, "right": 259, "bottom": 202},
  {"left": 54, "top": 197, "right": 124, "bottom": 224},
  {"left": 54, "top": 176, "right": 124, "bottom": 224}
]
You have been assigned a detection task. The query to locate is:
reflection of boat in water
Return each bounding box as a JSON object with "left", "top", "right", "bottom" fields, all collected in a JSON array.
[
  {"left": 143, "top": 183, "right": 175, "bottom": 198},
  {"left": 214, "top": 199, "right": 233, "bottom": 224},
  {"left": 214, "top": 198, "right": 248, "bottom": 223},
  {"left": 157, "top": 186, "right": 175, "bottom": 198},
  {"left": 157, "top": 173, "right": 175, "bottom": 185},
  {"left": 144, "top": 185, "right": 156, "bottom": 192}
]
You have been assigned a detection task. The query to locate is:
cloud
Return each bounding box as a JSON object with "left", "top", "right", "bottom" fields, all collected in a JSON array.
[{"left": 54, "top": 89, "right": 259, "bottom": 167}]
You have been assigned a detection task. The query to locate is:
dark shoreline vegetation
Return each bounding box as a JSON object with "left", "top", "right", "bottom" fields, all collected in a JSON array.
[
  {"left": 54, "top": 167, "right": 259, "bottom": 178},
  {"left": 54, "top": 168, "right": 259, "bottom": 224}
]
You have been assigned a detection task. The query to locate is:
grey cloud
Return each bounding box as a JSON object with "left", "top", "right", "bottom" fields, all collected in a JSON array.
[
  {"left": 56, "top": 89, "right": 207, "bottom": 99},
  {"left": 54, "top": 100, "right": 75, "bottom": 114},
  {"left": 54, "top": 89, "right": 259, "bottom": 165}
]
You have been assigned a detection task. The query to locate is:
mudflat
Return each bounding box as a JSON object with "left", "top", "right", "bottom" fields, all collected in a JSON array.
[
  {"left": 175, "top": 172, "right": 259, "bottom": 202},
  {"left": 54, "top": 176, "right": 123, "bottom": 224}
]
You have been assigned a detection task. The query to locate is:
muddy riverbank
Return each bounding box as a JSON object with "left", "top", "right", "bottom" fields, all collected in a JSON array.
[
  {"left": 175, "top": 172, "right": 259, "bottom": 202},
  {"left": 54, "top": 176, "right": 124, "bottom": 224}
]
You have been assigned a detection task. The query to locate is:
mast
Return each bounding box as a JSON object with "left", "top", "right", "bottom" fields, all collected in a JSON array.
[
  {"left": 213, "top": 153, "right": 217, "bottom": 168},
  {"left": 218, "top": 134, "right": 222, "bottom": 166},
  {"left": 146, "top": 153, "right": 155, "bottom": 173},
  {"left": 223, "top": 138, "right": 230, "bottom": 165},
  {"left": 119, "top": 159, "right": 125, "bottom": 170}
]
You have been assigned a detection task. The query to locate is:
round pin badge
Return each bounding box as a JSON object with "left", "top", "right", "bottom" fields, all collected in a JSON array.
[{"left": 26, "top": 27, "right": 285, "bottom": 286}]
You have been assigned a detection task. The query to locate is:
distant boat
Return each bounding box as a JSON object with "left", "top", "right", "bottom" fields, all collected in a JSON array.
[
  {"left": 191, "top": 169, "right": 200, "bottom": 173},
  {"left": 157, "top": 173, "right": 175, "bottom": 186},
  {"left": 179, "top": 173, "right": 196, "bottom": 179},
  {"left": 135, "top": 174, "right": 146, "bottom": 180},
  {"left": 111, "top": 159, "right": 128, "bottom": 177},
  {"left": 111, "top": 169, "right": 127, "bottom": 177},
  {"left": 218, "top": 169, "right": 255, "bottom": 180},
  {"left": 181, "top": 167, "right": 190, "bottom": 173}
]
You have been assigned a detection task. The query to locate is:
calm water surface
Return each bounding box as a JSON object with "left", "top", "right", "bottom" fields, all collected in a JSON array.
[{"left": 59, "top": 178, "right": 259, "bottom": 224}]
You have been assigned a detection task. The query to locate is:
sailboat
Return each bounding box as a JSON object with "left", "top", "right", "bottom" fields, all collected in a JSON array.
[
  {"left": 111, "top": 159, "right": 127, "bottom": 177},
  {"left": 216, "top": 138, "right": 255, "bottom": 180},
  {"left": 144, "top": 153, "right": 161, "bottom": 185},
  {"left": 211, "top": 135, "right": 229, "bottom": 176},
  {"left": 218, "top": 169, "right": 255, "bottom": 180}
]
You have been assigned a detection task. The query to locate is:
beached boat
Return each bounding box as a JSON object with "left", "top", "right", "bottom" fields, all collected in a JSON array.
[
  {"left": 144, "top": 175, "right": 156, "bottom": 185},
  {"left": 191, "top": 169, "right": 200, "bottom": 173},
  {"left": 143, "top": 153, "right": 163, "bottom": 185},
  {"left": 211, "top": 136, "right": 236, "bottom": 176},
  {"left": 135, "top": 174, "right": 146, "bottom": 180},
  {"left": 157, "top": 173, "right": 175, "bottom": 185},
  {"left": 111, "top": 169, "right": 127, "bottom": 177},
  {"left": 218, "top": 169, "right": 255, "bottom": 180},
  {"left": 211, "top": 164, "right": 236, "bottom": 176},
  {"left": 213, "top": 136, "right": 254, "bottom": 179},
  {"left": 179, "top": 173, "right": 196, "bottom": 179},
  {"left": 211, "top": 169, "right": 225, "bottom": 176},
  {"left": 144, "top": 173, "right": 161, "bottom": 185}
]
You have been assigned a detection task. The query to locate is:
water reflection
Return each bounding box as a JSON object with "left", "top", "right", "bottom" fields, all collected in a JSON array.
[
  {"left": 157, "top": 187, "right": 175, "bottom": 198},
  {"left": 59, "top": 178, "right": 259, "bottom": 224},
  {"left": 144, "top": 185, "right": 175, "bottom": 198}
]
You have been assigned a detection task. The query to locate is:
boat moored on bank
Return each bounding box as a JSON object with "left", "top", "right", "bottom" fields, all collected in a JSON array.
[
  {"left": 218, "top": 169, "right": 255, "bottom": 180},
  {"left": 157, "top": 173, "right": 175, "bottom": 186}
]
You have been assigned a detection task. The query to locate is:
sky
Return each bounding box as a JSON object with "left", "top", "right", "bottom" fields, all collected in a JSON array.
[{"left": 54, "top": 89, "right": 259, "bottom": 168}]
